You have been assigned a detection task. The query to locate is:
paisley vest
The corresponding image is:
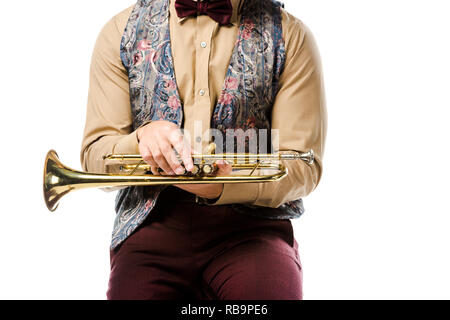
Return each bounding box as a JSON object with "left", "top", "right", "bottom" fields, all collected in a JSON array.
[{"left": 112, "top": 0, "right": 304, "bottom": 250}]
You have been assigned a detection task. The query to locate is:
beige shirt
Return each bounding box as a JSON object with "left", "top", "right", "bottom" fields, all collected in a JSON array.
[{"left": 80, "top": 0, "right": 327, "bottom": 208}]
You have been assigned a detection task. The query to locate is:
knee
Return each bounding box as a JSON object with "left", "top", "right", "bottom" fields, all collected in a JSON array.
[{"left": 206, "top": 253, "right": 303, "bottom": 300}]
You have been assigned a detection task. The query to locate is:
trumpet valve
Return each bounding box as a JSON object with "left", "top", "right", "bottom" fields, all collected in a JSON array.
[
  {"left": 191, "top": 164, "right": 201, "bottom": 176},
  {"left": 202, "top": 164, "right": 216, "bottom": 175}
]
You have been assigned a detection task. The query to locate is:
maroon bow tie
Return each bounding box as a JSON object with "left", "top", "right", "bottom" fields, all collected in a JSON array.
[{"left": 175, "top": 0, "right": 233, "bottom": 26}]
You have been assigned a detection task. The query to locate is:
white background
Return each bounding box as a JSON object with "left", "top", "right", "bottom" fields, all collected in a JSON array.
[{"left": 0, "top": 0, "right": 449, "bottom": 300}]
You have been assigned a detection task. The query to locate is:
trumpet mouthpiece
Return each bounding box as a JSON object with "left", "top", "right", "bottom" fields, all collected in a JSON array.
[{"left": 282, "top": 150, "right": 315, "bottom": 165}]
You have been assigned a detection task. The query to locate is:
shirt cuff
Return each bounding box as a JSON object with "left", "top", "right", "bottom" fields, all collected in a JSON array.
[
  {"left": 113, "top": 130, "right": 140, "bottom": 155},
  {"left": 209, "top": 183, "right": 260, "bottom": 206}
]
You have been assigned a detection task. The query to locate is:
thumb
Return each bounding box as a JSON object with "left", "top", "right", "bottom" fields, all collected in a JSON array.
[{"left": 215, "top": 160, "right": 232, "bottom": 175}]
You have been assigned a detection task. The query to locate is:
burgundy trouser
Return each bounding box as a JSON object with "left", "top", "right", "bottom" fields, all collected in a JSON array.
[{"left": 107, "top": 189, "right": 303, "bottom": 300}]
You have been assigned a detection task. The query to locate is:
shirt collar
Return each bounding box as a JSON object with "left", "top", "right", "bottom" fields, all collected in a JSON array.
[{"left": 171, "top": 0, "right": 244, "bottom": 26}]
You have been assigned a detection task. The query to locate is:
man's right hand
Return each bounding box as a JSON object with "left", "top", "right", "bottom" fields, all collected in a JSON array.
[{"left": 137, "top": 121, "right": 194, "bottom": 176}]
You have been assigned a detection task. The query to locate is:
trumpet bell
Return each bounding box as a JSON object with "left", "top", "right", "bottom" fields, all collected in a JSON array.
[{"left": 43, "top": 150, "right": 72, "bottom": 212}]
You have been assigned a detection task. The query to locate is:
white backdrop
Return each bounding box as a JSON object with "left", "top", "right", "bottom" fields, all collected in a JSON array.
[{"left": 0, "top": 0, "right": 449, "bottom": 300}]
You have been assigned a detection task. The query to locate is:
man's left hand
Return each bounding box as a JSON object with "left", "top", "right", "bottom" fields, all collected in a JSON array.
[{"left": 175, "top": 160, "right": 232, "bottom": 200}]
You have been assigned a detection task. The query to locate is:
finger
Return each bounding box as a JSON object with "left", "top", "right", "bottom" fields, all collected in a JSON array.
[
  {"left": 150, "top": 166, "right": 160, "bottom": 176},
  {"left": 139, "top": 144, "right": 160, "bottom": 175},
  {"left": 215, "top": 160, "right": 232, "bottom": 175},
  {"left": 140, "top": 145, "right": 158, "bottom": 167},
  {"left": 157, "top": 137, "right": 185, "bottom": 175},
  {"left": 150, "top": 139, "right": 175, "bottom": 175},
  {"left": 169, "top": 132, "right": 193, "bottom": 172}
]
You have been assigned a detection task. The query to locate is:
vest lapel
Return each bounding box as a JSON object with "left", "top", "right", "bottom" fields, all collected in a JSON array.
[
  {"left": 121, "top": 0, "right": 184, "bottom": 129},
  {"left": 213, "top": 0, "right": 286, "bottom": 152}
]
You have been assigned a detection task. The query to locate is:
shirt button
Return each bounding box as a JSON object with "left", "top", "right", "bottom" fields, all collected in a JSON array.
[
  {"left": 200, "top": 42, "right": 207, "bottom": 48},
  {"left": 199, "top": 89, "right": 206, "bottom": 96},
  {"left": 196, "top": 136, "right": 202, "bottom": 143}
]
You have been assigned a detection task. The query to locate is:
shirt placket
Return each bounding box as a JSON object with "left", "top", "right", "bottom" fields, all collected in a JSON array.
[{"left": 189, "top": 15, "right": 215, "bottom": 153}]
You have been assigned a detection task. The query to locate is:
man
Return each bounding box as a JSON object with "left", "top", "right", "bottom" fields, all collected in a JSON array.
[{"left": 81, "top": 0, "right": 326, "bottom": 300}]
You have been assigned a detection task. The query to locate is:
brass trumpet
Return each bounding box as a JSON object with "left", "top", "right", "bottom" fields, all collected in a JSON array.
[{"left": 43, "top": 149, "right": 314, "bottom": 212}]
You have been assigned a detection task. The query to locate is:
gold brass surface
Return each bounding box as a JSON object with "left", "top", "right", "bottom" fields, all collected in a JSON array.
[{"left": 43, "top": 149, "right": 314, "bottom": 212}]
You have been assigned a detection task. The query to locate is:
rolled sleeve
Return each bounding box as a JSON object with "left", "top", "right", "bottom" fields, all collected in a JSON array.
[{"left": 210, "top": 183, "right": 260, "bottom": 206}]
